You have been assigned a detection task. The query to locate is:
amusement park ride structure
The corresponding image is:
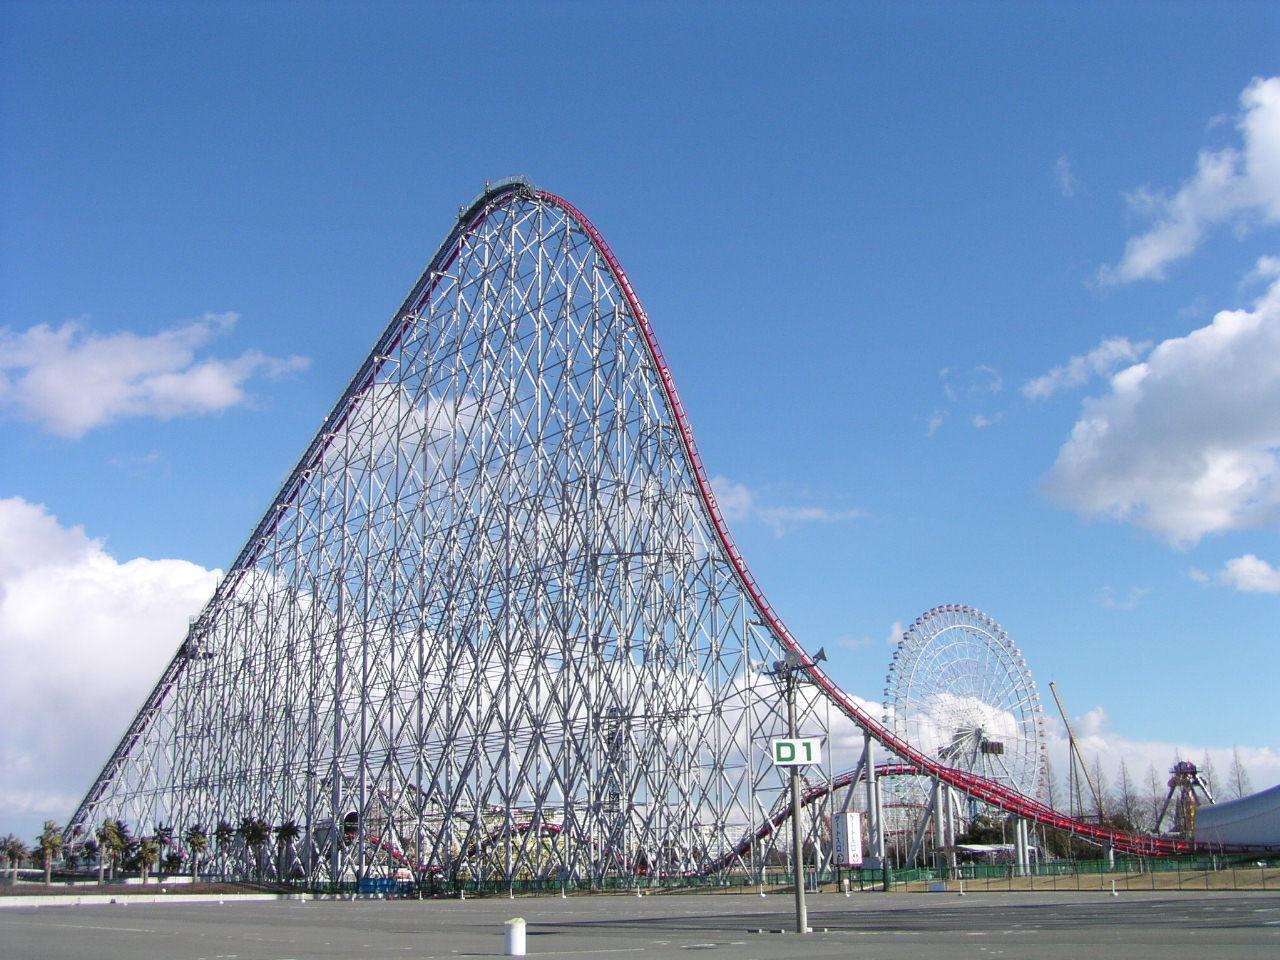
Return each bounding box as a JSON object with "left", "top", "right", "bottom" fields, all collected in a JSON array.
[
  {"left": 1155, "top": 761, "right": 1216, "bottom": 838},
  {"left": 63, "top": 178, "right": 1276, "bottom": 884}
]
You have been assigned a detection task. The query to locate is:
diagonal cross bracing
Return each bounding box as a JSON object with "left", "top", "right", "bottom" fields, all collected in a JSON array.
[
  {"left": 69, "top": 179, "right": 1228, "bottom": 881},
  {"left": 65, "top": 179, "right": 830, "bottom": 883}
]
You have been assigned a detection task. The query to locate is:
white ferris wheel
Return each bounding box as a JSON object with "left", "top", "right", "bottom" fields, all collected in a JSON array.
[{"left": 884, "top": 604, "right": 1048, "bottom": 802}]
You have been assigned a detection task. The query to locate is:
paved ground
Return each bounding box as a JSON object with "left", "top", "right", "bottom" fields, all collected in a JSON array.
[{"left": 2, "top": 890, "right": 1278, "bottom": 960}]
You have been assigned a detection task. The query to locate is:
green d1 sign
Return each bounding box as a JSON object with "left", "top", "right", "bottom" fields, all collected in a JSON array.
[{"left": 771, "top": 737, "right": 822, "bottom": 766}]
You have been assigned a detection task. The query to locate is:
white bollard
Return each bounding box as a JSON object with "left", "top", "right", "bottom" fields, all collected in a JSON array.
[
  {"left": 560, "top": 885, "right": 567, "bottom": 899},
  {"left": 841, "top": 878, "right": 850, "bottom": 897},
  {"left": 505, "top": 917, "right": 527, "bottom": 957},
  {"left": 1111, "top": 880, "right": 1118, "bottom": 897},
  {"left": 758, "top": 884, "right": 766, "bottom": 898}
]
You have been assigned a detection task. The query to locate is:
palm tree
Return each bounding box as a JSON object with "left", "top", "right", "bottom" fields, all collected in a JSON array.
[
  {"left": 95, "top": 822, "right": 115, "bottom": 884},
  {"left": 38, "top": 821, "right": 63, "bottom": 885},
  {"left": 275, "top": 820, "right": 301, "bottom": 882},
  {"left": 95, "top": 825, "right": 108, "bottom": 884},
  {"left": 137, "top": 838, "right": 159, "bottom": 884},
  {"left": 185, "top": 824, "right": 208, "bottom": 881},
  {"left": 214, "top": 820, "right": 235, "bottom": 880},
  {"left": 4, "top": 835, "right": 27, "bottom": 884},
  {"left": 82, "top": 838, "right": 100, "bottom": 881},
  {"left": 99, "top": 819, "right": 130, "bottom": 881},
  {"left": 238, "top": 817, "right": 270, "bottom": 881},
  {"left": 152, "top": 824, "right": 174, "bottom": 878}
]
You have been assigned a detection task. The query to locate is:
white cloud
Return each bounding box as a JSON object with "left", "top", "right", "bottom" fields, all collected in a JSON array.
[
  {"left": 1100, "top": 76, "right": 1280, "bottom": 284},
  {"left": 0, "top": 313, "right": 309, "bottom": 438},
  {"left": 710, "top": 475, "right": 862, "bottom": 537},
  {"left": 1242, "top": 255, "right": 1280, "bottom": 293},
  {"left": 1220, "top": 553, "right": 1280, "bottom": 593},
  {"left": 1098, "top": 585, "right": 1151, "bottom": 610},
  {"left": 1022, "top": 336, "right": 1152, "bottom": 400},
  {"left": 1043, "top": 266, "right": 1280, "bottom": 545},
  {"left": 710, "top": 475, "right": 754, "bottom": 523},
  {"left": 931, "top": 367, "right": 1003, "bottom": 436},
  {"left": 926, "top": 410, "right": 946, "bottom": 438},
  {"left": 0, "top": 497, "right": 220, "bottom": 836},
  {"left": 837, "top": 620, "right": 905, "bottom": 653},
  {"left": 940, "top": 365, "right": 1003, "bottom": 402},
  {"left": 1056, "top": 154, "right": 1078, "bottom": 198},
  {"left": 885, "top": 620, "right": 905, "bottom": 648},
  {"left": 756, "top": 504, "right": 864, "bottom": 535}
]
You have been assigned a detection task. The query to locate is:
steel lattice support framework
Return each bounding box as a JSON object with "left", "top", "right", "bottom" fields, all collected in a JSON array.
[
  {"left": 66, "top": 179, "right": 1264, "bottom": 878},
  {"left": 65, "top": 179, "right": 833, "bottom": 884}
]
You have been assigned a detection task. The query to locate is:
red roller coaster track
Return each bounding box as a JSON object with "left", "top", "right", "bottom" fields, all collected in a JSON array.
[
  {"left": 523, "top": 184, "right": 1272, "bottom": 860},
  {"left": 72, "top": 179, "right": 1270, "bottom": 859}
]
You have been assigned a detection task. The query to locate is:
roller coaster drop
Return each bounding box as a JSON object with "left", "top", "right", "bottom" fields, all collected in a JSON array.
[{"left": 64, "top": 179, "right": 1268, "bottom": 884}]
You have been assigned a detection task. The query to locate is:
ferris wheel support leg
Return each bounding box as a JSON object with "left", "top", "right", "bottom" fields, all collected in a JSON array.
[
  {"left": 937, "top": 780, "right": 947, "bottom": 867},
  {"left": 1024, "top": 818, "right": 1032, "bottom": 876},
  {"left": 862, "top": 732, "right": 885, "bottom": 870},
  {"left": 908, "top": 782, "right": 937, "bottom": 868},
  {"left": 940, "top": 785, "right": 957, "bottom": 869},
  {"left": 952, "top": 788, "right": 962, "bottom": 868},
  {"left": 1014, "top": 818, "right": 1029, "bottom": 877}
]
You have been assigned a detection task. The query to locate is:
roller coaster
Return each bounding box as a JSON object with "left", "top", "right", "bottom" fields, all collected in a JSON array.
[{"left": 64, "top": 178, "right": 1275, "bottom": 885}]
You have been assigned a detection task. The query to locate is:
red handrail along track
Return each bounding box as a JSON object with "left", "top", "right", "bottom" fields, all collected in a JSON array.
[
  {"left": 531, "top": 186, "right": 1263, "bottom": 859},
  {"left": 67, "top": 179, "right": 1268, "bottom": 858}
]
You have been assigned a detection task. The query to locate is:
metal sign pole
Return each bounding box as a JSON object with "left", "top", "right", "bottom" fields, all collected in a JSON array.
[{"left": 786, "top": 673, "right": 809, "bottom": 935}]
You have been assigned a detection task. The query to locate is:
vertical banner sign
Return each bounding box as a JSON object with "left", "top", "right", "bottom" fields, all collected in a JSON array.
[
  {"left": 771, "top": 737, "right": 822, "bottom": 766},
  {"left": 831, "top": 810, "right": 864, "bottom": 867}
]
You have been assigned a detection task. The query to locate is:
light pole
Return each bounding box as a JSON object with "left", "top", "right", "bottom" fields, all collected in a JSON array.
[{"left": 768, "top": 647, "right": 826, "bottom": 936}]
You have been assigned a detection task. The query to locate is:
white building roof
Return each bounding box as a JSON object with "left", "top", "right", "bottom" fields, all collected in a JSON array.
[{"left": 1195, "top": 782, "right": 1280, "bottom": 848}]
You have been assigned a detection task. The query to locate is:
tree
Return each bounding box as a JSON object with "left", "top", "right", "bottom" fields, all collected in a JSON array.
[
  {"left": 38, "top": 821, "right": 63, "bottom": 885},
  {"left": 238, "top": 817, "right": 270, "bottom": 881},
  {"left": 152, "top": 824, "right": 174, "bottom": 877},
  {"left": 275, "top": 820, "right": 301, "bottom": 881},
  {"left": 103, "top": 820, "right": 131, "bottom": 881},
  {"left": 185, "top": 824, "right": 208, "bottom": 881},
  {"left": 1199, "top": 751, "right": 1218, "bottom": 799},
  {"left": 1143, "top": 763, "right": 1164, "bottom": 831},
  {"left": 214, "top": 820, "right": 235, "bottom": 880},
  {"left": 956, "top": 814, "right": 1004, "bottom": 845},
  {"left": 137, "top": 838, "right": 159, "bottom": 884},
  {"left": 1041, "top": 753, "right": 1059, "bottom": 811},
  {"left": 1114, "top": 758, "right": 1138, "bottom": 827},
  {"left": 1228, "top": 746, "right": 1254, "bottom": 800},
  {"left": 82, "top": 838, "right": 99, "bottom": 878},
  {"left": 1089, "top": 754, "right": 1110, "bottom": 820},
  {"left": 163, "top": 851, "right": 183, "bottom": 876},
  {"left": 4, "top": 835, "right": 27, "bottom": 884},
  {"left": 95, "top": 821, "right": 116, "bottom": 884}
]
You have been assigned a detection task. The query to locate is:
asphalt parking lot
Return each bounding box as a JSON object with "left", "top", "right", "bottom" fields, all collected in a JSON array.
[{"left": 2, "top": 890, "right": 1278, "bottom": 960}]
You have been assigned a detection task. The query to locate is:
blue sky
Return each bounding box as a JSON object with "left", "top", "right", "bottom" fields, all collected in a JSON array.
[{"left": 2, "top": 1, "right": 1279, "bottom": 838}]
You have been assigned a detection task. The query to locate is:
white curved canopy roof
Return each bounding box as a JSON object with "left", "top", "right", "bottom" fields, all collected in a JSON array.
[{"left": 1196, "top": 783, "right": 1280, "bottom": 847}]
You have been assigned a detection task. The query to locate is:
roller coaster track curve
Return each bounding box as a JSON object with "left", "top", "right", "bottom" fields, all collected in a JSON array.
[
  {"left": 68, "top": 179, "right": 1275, "bottom": 861},
  {"left": 523, "top": 183, "right": 1271, "bottom": 860}
]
